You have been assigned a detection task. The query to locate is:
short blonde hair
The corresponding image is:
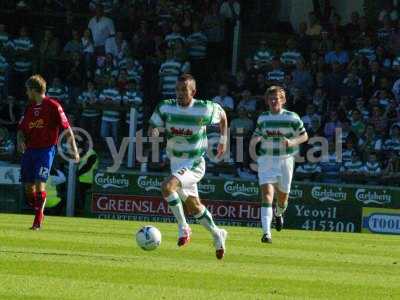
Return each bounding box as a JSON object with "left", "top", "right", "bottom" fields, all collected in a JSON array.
[
  {"left": 26, "top": 74, "right": 47, "bottom": 94},
  {"left": 265, "top": 85, "right": 286, "bottom": 99}
]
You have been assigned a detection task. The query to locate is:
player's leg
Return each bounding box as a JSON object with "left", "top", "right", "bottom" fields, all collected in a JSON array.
[
  {"left": 20, "top": 149, "right": 38, "bottom": 229},
  {"left": 185, "top": 195, "right": 227, "bottom": 259},
  {"left": 161, "top": 175, "right": 190, "bottom": 246},
  {"left": 33, "top": 181, "right": 47, "bottom": 229},
  {"left": 31, "top": 146, "right": 56, "bottom": 229},
  {"left": 260, "top": 183, "right": 274, "bottom": 243},
  {"left": 24, "top": 184, "right": 36, "bottom": 208},
  {"left": 274, "top": 157, "right": 295, "bottom": 231}
]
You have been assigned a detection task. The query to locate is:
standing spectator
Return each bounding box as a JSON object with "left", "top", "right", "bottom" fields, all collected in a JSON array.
[
  {"left": 0, "top": 24, "right": 12, "bottom": 56},
  {"left": 11, "top": 26, "right": 34, "bottom": 99},
  {"left": 219, "top": 0, "right": 240, "bottom": 68},
  {"left": 378, "top": 2, "right": 398, "bottom": 23},
  {"left": 94, "top": 53, "right": 118, "bottom": 89},
  {"left": 77, "top": 80, "right": 100, "bottom": 140},
  {"left": 203, "top": 2, "right": 225, "bottom": 78},
  {"left": 301, "top": 104, "right": 321, "bottom": 132},
  {"left": 39, "top": 28, "right": 60, "bottom": 79},
  {"left": 99, "top": 78, "right": 121, "bottom": 143},
  {"left": 158, "top": 48, "right": 187, "bottom": 99},
  {"left": 65, "top": 51, "right": 85, "bottom": 105},
  {"left": 383, "top": 124, "right": 400, "bottom": 151},
  {"left": 213, "top": 84, "right": 234, "bottom": 112},
  {"left": 363, "top": 152, "right": 382, "bottom": 177},
  {"left": 88, "top": 4, "right": 115, "bottom": 54},
  {"left": 122, "top": 80, "right": 143, "bottom": 134},
  {"left": 186, "top": 20, "right": 208, "bottom": 87},
  {"left": 81, "top": 29, "right": 95, "bottom": 79},
  {"left": 355, "top": 37, "right": 376, "bottom": 63},
  {"left": 47, "top": 77, "right": 69, "bottom": 106}
]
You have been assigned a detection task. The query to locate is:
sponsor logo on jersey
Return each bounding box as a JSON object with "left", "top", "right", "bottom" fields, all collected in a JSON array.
[{"left": 29, "top": 119, "right": 44, "bottom": 129}]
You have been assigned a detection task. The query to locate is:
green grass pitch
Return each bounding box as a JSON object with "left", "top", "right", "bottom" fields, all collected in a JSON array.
[{"left": 0, "top": 213, "right": 399, "bottom": 300}]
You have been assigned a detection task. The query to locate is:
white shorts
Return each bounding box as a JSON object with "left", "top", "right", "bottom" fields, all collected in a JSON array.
[
  {"left": 171, "top": 157, "right": 205, "bottom": 201},
  {"left": 257, "top": 156, "right": 294, "bottom": 194}
]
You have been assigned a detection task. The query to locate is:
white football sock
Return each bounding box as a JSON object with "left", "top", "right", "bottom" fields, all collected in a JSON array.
[
  {"left": 261, "top": 204, "right": 273, "bottom": 237},
  {"left": 194, "top": 206, "right": 219, "bottom": 236},
  {"left": 166, "top": 192, "right": 188, "bottom": 228}
]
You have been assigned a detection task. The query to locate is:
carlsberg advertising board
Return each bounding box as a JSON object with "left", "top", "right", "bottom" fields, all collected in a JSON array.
[{"left": 92, "top": 171, "right": 400, "bottom": 207}]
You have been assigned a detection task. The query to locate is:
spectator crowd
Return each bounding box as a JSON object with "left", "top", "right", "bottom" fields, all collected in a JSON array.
[{"left": 0, "top": 0, "right": 399, "bottom": 186}]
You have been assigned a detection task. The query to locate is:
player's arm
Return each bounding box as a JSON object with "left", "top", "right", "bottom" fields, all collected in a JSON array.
[
  {"left": 65, "top": 127, "right": 80, "bottom": 163},
  {"left": 284, "top": 117, "right": 309, "bottom": 148},
  {"left": 284, "top": 131, "right": 308, "bottom": 148},
  {"left": 148, "top": 102, "right": 165, "bottom": 137},
  {"left": 17, "top": 130, "right": 26, "bottom": 153},
  {"left": 217, "top": 108, "right": 228, "bottom": 158}
]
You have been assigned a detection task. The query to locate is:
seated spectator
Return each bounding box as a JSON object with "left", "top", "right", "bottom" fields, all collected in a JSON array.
[
  {"left": 301, "top": 104, "right": 321, "bottom": 132},
  {"left": 94, "top": 53, "right": 118, "bottom": 89},
  {"left": 323, "top": 110, "right": 341, "bottom": 142},
  {"left": 0, "top": 53, "right": 9, "bottom": 98},
  {"left": 0, "top": 24, "right": 12, "bottom": 56},
  {"left": 306, "top": 11, "right": 322, "bottom": 37},
  {"left": 382, "top": 151, "right": 400, "bottom": 181},
  {"left": 236, "top": 89, "right": 257, "bottom": 113},
  {"left": 382, "top": 124, "right": 400, "bottom": 151},
  {"left": 340, "top": 152, "right": 364, "bottom": 176},
  {"left": 165, "top": 22, "right": 186, "bottom": 49},
  {"left": 341, "top": 128, "right": 358, "bottom": 158},
  {"left": 266, "top": 56, "right": 285, "bottom": 85},
  {"left": 349, "top": 109, "right": 365, "bottom": 137},
  {"left": 375, "top": 46, "right": 391, "bottom": 69},
  {"left": 378, "top": 2, "right": 398, "bottom": 23},
  {"left": 369, "top": 105, "right": 388, "bottom": 136},
  {"left": 249, "top": 40, "right": 273, "bottom": 71},
  {"left": 280, "top": 38, "right": 303, "bottom": 69},
  {"left": 99, "top": 78, "right": 122, "bottom": 143},
  {"left": 291, "top": 58, "right": 313, "bottom": 96},
  {"left": 181, "top": 11, "right": 193, "bottom": 36},
  {"left": 355, "top": 97, "right": 370, "bottom": 120},
  {"left": 358, "top": 124, "right": 382, "bottom": 153},
  {"left": 0, "top": 126, "right": 14, "bottom": 156},
  {"left": 47, "top": 77, "right": 69, "bottom": 106},
  {"left": 295, "top": 159, "right": 322, "bottom": 181},
  {"left": 311, "top": 87, "right": 327, "bottom": 112},
  {"left": 63, "top": 28, "right": 82, "bottom": 59},
  {"left": 125, "top": 58, "right": 144, "bottom": 84},
  {"left": 213, "top": 84, "right": 234, "bottom": 112},
  {"left": 236, "top": 161, "right": 257, "bottom": 180},
  {"left": 317, "top": 30, "right": 334, "bottom": 55},
  {"left": 324, "top": 40, "right": 349, "bottom": 65},
  {"left": 377, "top": 16, "right": 395, "bottom": 45},
  {"left": 319, "top": 142, "right": 342, "bottom": 183},
  {"left": 252, "top": 73, "right": 268, "bottom": 96},
  {"left": 105, "top": 31, "right": 129, "bottom": 61},
  {"left": 0, "top": 95, "right": 18, "bottom": 134},
  {"left": 355, "top": 37, "right": 376, "bottom": 63},
  {"left": 341, "top": 68, "right": 363, "bottom": 99},
  {"left": 363, "top": 152, "right": 382, "bottom": 177},
  {"left": 77, "top": 80, "right": 100, "bottom": 141}
]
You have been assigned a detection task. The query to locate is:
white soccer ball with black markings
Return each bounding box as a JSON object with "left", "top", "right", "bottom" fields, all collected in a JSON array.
[{"left": 136, "top": 225, "right": 162, "bottom": 251}]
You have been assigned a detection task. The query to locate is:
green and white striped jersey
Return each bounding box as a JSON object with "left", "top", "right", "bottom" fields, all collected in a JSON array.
[
  {"left": 254, "top": 109, "right": 306, "bottom": 158},
  {"left": 150, "top": 99, "right": 224, "bottom": 160}
]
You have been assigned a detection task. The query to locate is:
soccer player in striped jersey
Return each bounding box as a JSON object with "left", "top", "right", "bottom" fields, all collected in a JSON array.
[
  {"left": 251, "top": 86, "right": 308, "bottom": 243},
  {"left": 149, "top": 74, "right": 228, "bottom": 259}
]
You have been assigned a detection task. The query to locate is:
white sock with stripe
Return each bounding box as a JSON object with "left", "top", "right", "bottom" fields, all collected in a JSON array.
[
  {"left": 166, "top": 192, "right": 188, "bottom": 228},
  {"left": 276, "top": 201, "right": 288, "bottom": 217},
  {"left": 194, "top": 206, "right": 219, "bottom": 236},
  {"left": 261, "top": 203, "right": 272, "bottom": 237}
]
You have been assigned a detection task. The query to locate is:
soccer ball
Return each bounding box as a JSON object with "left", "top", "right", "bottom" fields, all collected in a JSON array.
[{"left": 136, "top": 225, "right": 162, "bottom": 251}]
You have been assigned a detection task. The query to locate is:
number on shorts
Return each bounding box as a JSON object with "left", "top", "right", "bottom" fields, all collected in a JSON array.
[
  {"left": 177, "top": 168, "right": 187, "bottom": 176},
  {"left": 38, "top": 167, "right": 49, "bottom": 178}
]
